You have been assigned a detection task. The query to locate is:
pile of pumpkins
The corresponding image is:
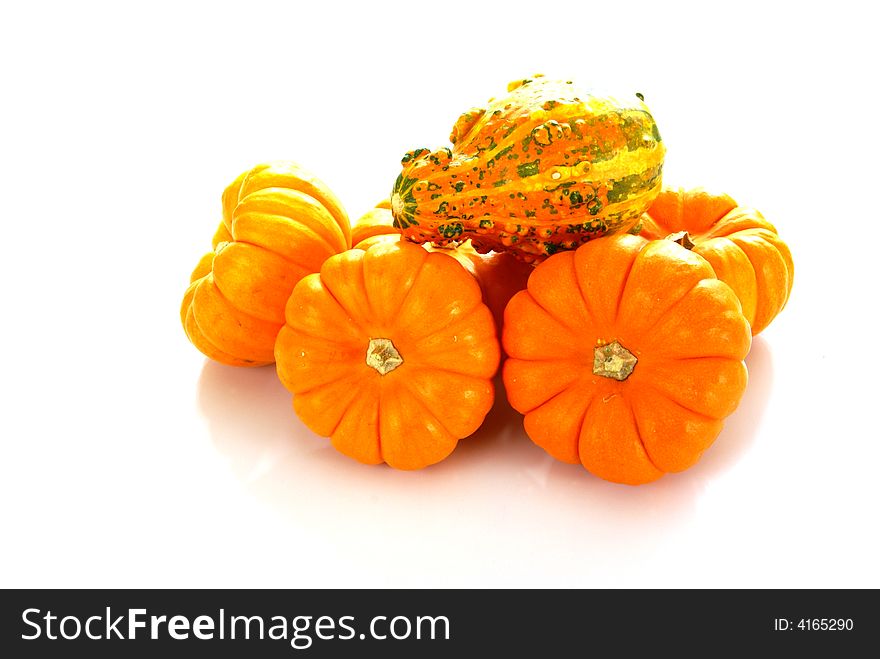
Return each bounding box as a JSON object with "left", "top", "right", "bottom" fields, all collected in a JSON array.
[{"left": 181, "top": 75, "right": 793, "bottom": 485}]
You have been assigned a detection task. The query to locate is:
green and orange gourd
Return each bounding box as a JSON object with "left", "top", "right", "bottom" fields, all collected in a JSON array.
[{"left": 391, "top": 75, "right": 666, "bottom": 262}]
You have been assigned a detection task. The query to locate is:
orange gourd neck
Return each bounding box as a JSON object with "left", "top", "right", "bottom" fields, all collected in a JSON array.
[
  {"left": 592, "top": 341, "right": 638, "bottom": 381},
  {"left": 366, "top": 338, "right": 403, "bottom": 375}
]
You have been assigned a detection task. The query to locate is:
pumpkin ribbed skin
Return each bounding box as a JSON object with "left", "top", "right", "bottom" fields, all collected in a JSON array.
[
  {"left": 275, "top": 240, "right": 500, "bottom": 470},
  {"left": 639, "top": 187, "right": 794, "bottom": 335},
  {"left": 503, "top": 234, "right": 751, "bottom": 485},
  {"left": 352, "top": 204, "right": 533, "bottom": 332},
  {"left": 181, "top": 162, "right": 350, "bottom": 366},
  {"left": 392, "top": 75, "right": 665, "bottom": 263}
]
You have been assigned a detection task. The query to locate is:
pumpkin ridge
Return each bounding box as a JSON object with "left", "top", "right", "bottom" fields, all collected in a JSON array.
[
  {"left": 574, "top": 393, "right": 599, "bottom": 466},
  {"left": 623, "top": 278, "right": 705, "bottom": 345},
  {"left": 233, "top": 189, "right": 349, "bottom": 250},
  {"left": 571, "top": 391, "right": 595, "bottom": 461},
  {"left": 525, "top": 383, "right": 594, "bottom": 462},
  {"left": 628, "top": 398, "right": 663, "bottom": 473},
  {"left": 317, "top": 258, "right": 374, "bottom": 337},
  {"left": 403, "top": 348, "right": 497, "bottom": 380},
  {"left": 522, "top": 372, "right": 587, "bottom": 416},
  {"left": 393, "top": 254, "right": 485, "bottom": 342},
  {"left": 377, "top": 380, "right": 458, "bottom": 467},
  {"left": 374, "top": 244, "right": 432, "bottom": 325},
  {"left": 238, "top": 164, "right": 351, "bottom": 243},
  {"left": 229, "top": 235, "right": 331, "bottom": 277},
  {"left": 203, "top": 274, "right": 269, "bottom": 329},
  {"left": 193, "top": 278, "right": 279, "bottom": 362},
  {"left": 187, "top": 290, "right": 269, "bottom": 365},
  {"left": 638, "top": 377, "right": 729, "bottom": 421},
  {"left": 233, "top": 210, "right": 347, "bottom": 259},
  {"left": 727, "top": 233, "right": 790, "bottom": 334},
  {"left": 519, "top": 285, "right": 587, "bottom": 337},
  {"left": 410, "top": 303, "right": 500, "bottom": 349},
  {"left": 395, "top": 375, "right": 466, "bottom": 440},
  {"left": 696, "top": 236, "right": 759, "bottom": 321},
  {"left": 299, "top": 373, "right": 368, "bottom": 434},
  {"left": 374, "top": 379, "right": 383, "bottom": 462},
  {"left": 184, "top": 304, "right": 259, "bottom": 366},
  {"left": 613, "top": 248, "right": 643, "bottom": 325},
  {"left": 211, "top": 244, "right": 304, "bottom": 324}
]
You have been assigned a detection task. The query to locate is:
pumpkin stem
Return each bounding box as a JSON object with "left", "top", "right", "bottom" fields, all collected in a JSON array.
[
  {"left": 593, "top": 341, "right": 637, "bottom": 381},
  {"left": 666, "top": 230, "right": 695, "bottom": 250},
  {"left": 366, "top": 338, "right": 403, "bottom": 375}
]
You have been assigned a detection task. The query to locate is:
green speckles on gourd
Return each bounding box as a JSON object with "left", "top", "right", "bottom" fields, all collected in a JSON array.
[
  {"left": 400, "top": 148, "right": 427, "bottom": 165},
  {"left": 607, "top": 167, "right": 662, "bottom": 204},
  {"left": 394, "top": 76, "right": 665, "bottom": 261},
  {"left": 494, "top": 144, "right": 514, "bottom": 160},
  {"left": 517, "top": 159, "right": 540, "bottom": 178},
  {"left": 437, "top": 222, "right": 463, "bottom": 239}
]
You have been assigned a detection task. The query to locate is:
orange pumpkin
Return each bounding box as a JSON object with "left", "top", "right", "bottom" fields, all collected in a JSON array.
[
  {"left": 274, "top": 240, "right": 500, "bottom": 469},
  {"left": 503, "top": 233, "right": 751, "bottom": 485},
  {"left": 351, "top": 203, "right": 533, "bottom": 332},
  {"left": 181, "top": 162, "right": 351, "bottom": 366},
  {"left": 638, "top": 187, "right": 793, "bottom": 335}
]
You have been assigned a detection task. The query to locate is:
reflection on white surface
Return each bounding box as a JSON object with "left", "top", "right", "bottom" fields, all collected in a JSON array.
[{"left": 195, "top": 338, "right": 772, "bottom": 586}]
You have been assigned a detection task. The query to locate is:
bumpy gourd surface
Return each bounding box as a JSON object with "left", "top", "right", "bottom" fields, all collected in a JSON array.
[
  {"left": 639, "top": 187, "right": 794, "bottom": 335},
  {"left": 503, "top": 234, "right": 751, "bottom": 485},
  {"left": 275, "top": 241, "right": 501, "bottom": 470},
  {"left": 392, "top": 75, "right": 665, "bottom": 262}
]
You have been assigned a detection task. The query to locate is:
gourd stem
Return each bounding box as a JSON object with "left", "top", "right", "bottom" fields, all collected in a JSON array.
[
  {"left": 366, "top": 338, "right": 403, "bottom": 375},
  {"left": 666, "top": 230, "right": 695, "bottom": 250},
  {"left": 593, "top": 341, "right": 637, "bottom": 381}
]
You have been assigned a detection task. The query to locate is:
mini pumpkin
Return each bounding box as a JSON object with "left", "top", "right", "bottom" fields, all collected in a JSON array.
[
  {"left": 275, "top": 240, "right": 500, "bottom": 469},
  {"left": 638, "top": 187, "right": 793, "bottom": 335},
  {"left": 391, "top": 74, "right": 665, "bottom": 262},
  {"left": 181, "top": 162, "right": 350, "bottom": 366},
  {"left": 503, "top": 233, "right": 751, "bottom": 485}
]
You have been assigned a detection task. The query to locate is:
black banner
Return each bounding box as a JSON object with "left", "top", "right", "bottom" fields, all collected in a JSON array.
[{"left": 1, "top": 589, "right": 875, "bottom": 656}]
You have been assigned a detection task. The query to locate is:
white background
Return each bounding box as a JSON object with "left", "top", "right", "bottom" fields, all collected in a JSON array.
[{"left": 1, "top": 0, "right": 877, "bottom": 588}]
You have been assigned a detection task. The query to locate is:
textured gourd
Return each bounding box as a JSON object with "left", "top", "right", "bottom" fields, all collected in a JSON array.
[
  {"left": 352, "top": 203, "right": 532, "bottom": 332},
  {"left": 275, "top": 240, "right": 500, "bottom": 469},
  {"left": 392, "top": 74, "right": 665, "bottom": 262},
  {"left": 503, "top": 234, "right": 751, "bottom": 485},
  {"left": 638, "top": 187, "right": 794, "bottom": 335},
  {"left": 181, "top": 162, "right": 350, "bottom": 366}
]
